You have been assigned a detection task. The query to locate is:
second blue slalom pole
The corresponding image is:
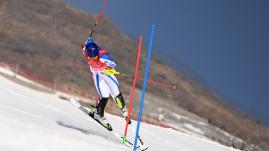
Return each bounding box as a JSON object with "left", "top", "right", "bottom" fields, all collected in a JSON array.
[{"left": 133, "top": 24, "right": 156, "bottom": 151}]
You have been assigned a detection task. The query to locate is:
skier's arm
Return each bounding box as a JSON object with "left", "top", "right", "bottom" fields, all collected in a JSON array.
[
  {"left": 99, "top": 53, "right": 116, "bottom": 69},
  {"left": 81, "top": 43, "right": 88, "bottom": 57}
]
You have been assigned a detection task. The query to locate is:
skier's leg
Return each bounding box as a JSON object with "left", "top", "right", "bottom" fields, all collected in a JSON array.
[
  {"left": 115, "top": 93, "right": 131, "bottom": 124},
  {"left": 101, "top": 74, "right": 121, "bottom": 98},
  {"left": 92, "top": 73, "right": 112, "bottom": 127},
  {"left": 101, "top": 74, "right": 130, "bottom": 123},
  {"left": 92, "top": 73, "right": 110, "bottom": 99},
  {"left": 96, "top": 97, "right": 109, "bottom": 117},
  {"left": 115, "top": 92, "right": 125, "bottom": 110},
  {"left": 101, "top": 74, "right": 125, "bottom": 108}
]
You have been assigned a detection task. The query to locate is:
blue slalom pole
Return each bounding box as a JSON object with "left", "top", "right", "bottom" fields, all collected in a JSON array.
[{"left": 133, "top": 24, "right": 156, "bottom": 151}]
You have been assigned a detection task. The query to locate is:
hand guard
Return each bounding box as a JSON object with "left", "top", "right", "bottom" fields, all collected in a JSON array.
[{"left": 103, "top": 68, "right": 120, "bottom": 75}]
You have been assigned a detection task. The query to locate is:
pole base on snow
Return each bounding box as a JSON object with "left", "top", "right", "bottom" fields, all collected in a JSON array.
[{"left": 122, "top": 136, "right": 127, "bottom": 144}]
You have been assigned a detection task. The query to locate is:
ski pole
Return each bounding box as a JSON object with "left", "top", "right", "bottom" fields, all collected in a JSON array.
[
  {"left": 116, "top": 71, "right": 176, "bottom": 90},
  {"left": 136, "top": 76, "right": 177, "bottom": 91},
  {"left": 127, "top": 74, "right": 176, "bottom": 90},
  {"left": 103, "top": 68, "right": 177, "bottom": 90},
  {"left": 89, "top": 0, "right": 107, "bottom": 38}
]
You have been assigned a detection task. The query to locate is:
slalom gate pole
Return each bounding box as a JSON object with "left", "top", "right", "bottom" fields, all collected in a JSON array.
[
  {"left": 123, "top": 36, "right": 143, "bottom": 141},
  {"left": 89, "top": 0, "right": 107, "bottom": 38},
  {"left": 133, "top": 25, "right": 156, "bottom": 151}
]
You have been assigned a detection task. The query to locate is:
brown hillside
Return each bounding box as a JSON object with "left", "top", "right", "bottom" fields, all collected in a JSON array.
[{"left": 0, "top": 0, "right": 268, "bottom": 150}]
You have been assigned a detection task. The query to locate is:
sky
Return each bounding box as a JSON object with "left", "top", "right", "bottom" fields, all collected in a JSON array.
[{"left": 64, "top": 0, "right": 269, "bottom": 126}]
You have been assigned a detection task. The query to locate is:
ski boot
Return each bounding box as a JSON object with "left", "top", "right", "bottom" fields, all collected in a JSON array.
[
  {"left": 93, "top": 112, "right": 112, "bottom": 130},
  {"left": 92, "top": 97, "right": 112, "bottom": 130},
  {"left": 122, "top": 107, "right": 131, "bottom": 124},
  {"left": 115, "top": 93, "right": 132, "bottom": 124}
]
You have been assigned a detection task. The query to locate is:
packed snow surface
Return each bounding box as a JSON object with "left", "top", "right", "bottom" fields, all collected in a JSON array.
[{"left": 0, "top": 72, "right": 240, "bottom": 151}]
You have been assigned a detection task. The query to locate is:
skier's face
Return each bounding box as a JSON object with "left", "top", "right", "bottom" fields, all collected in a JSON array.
[{"left": 88, "top": 56, "right": 98, "bottom": 61}]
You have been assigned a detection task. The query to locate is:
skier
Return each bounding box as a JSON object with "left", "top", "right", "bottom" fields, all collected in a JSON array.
[{"left": 81, "top": 38, "right": 129, "bottom": 128}]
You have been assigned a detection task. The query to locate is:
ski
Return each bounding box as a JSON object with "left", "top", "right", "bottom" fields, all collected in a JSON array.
[
  {"left": 68, "top": 97, "right": 133, "bottom": 147},
  {"left": 128, "top": 121, "right": 148, "bottom": 151},
  {"left": 69, "top": 97, "right": 111, "bottom": 130}
]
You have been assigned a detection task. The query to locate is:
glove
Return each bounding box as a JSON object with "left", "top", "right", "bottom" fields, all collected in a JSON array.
[{"left": 108, "top": 61, "right": 116, "bottom": 68}]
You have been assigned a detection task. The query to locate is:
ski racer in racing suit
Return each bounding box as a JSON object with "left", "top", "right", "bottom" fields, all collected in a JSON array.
[{"left": 81, "top": 38, "right": 129, "bottom": 126}]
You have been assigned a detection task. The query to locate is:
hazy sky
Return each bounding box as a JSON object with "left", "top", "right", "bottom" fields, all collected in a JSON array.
[{"left": 64, "top": 0, "right": 269, "bottom": 126}]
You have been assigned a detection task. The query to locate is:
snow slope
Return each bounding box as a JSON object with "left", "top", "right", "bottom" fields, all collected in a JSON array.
[{"left": 0, "top": 72, "right": 240, "bottom": 151}]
